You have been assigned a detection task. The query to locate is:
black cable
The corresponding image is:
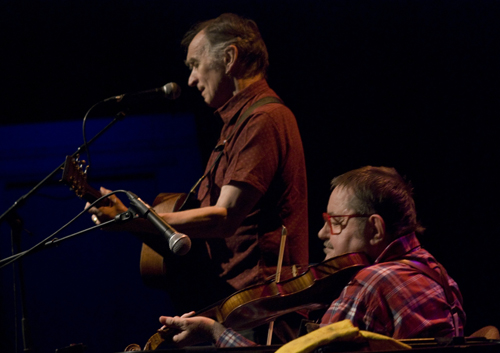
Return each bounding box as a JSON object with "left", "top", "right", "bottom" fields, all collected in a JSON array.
[{"left": 0, "top": 190, "right": 130, "bottom": 270}]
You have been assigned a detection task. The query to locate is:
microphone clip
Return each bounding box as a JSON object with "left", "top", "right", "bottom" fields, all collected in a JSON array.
[{"left": 113, "top": 209, "right": 137, "bottom": 224}]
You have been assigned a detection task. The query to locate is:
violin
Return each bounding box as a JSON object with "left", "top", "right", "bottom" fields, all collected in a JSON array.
[{"left": 125, "top": 252, "right": 371, "bottom": 351}]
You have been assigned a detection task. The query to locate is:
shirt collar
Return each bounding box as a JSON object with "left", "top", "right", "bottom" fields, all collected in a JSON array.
[
  {"left": 374, "top": 232, "right": 421, "bottom": 263},
  {"left": 215, "top": 79, "right": 269, "bottom": 124}
]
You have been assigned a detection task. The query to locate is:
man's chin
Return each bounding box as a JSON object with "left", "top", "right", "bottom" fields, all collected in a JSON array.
[
  {"left": 205, "top": 97, "right": 219, "bottom": 108},
  {"left": 323, "top": 249, "right": 336, "bottom": 260}
]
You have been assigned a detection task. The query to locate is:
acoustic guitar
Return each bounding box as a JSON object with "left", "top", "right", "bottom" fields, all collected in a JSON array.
[{"left": 60, "top": 155, "right": 198, "bottom": 289}]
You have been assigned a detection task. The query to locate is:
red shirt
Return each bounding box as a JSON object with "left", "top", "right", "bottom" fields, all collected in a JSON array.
[{"left": 198, "top": 79, "right": 308, "bottom": 290}]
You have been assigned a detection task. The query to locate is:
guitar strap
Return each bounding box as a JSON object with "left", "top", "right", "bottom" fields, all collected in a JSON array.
[
  {"left": 396, "top": 258, "right": 461, "bottom": 337},
  {"left": 178, "top": 96, "right": 283, "bottom": 211}
]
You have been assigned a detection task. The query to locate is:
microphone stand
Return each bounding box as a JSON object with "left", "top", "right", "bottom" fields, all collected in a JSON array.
[
  {"left": 0, "top": 210, "right": 135, "bottom": 268},
  {"left": 8, "top": 211, "right": 33, "bottom": 352},
  {"left": 0, "top": 111, "right": 126, "bottom": 353},
  {"left": 0, "top": 111, "right": 126, "bottom": 225}
]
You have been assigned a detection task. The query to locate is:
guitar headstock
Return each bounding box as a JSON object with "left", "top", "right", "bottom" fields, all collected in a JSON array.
[{"left": 60, "top": 155, "right": 111, "bottom": 207}]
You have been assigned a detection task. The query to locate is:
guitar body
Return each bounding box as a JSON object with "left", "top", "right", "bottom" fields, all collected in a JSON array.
[
  {"left": 139, "top": 193, "right": 191, "bottom": 289},
  {"left": 139, "top": 194, "right": 235, "bottom": 314}
]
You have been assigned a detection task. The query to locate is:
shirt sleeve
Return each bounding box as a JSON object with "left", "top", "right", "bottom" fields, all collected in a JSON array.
[{"left": 216, "top": 328, "right": 259, "bottom": 348}]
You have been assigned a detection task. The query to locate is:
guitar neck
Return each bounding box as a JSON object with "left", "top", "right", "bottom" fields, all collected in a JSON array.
[{"left": 82, "top": 185, "right": 112, "bottom": 208}]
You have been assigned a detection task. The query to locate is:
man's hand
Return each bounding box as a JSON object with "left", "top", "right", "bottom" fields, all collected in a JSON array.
[
  {"left": 159, "top": 312, "right": 226, "bottom": 347},
  {"left": 86, "top": 186, "right": 128, "bottom": 226}
]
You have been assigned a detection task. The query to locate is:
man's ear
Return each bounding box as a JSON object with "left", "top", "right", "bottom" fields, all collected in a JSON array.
[
  {"left": 368, "top": 214, "right": 386, "bottom": 246},
  {"left": 224, "top": 45, "right": 238, "bottom": 75}
]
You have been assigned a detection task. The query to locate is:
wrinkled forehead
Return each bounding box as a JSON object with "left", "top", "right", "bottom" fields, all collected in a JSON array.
[
  {"left": 327, "top": 186, "right": 355, "bottom": 214},
  {"left": 185, "top": 30, "right": 210, "bottom": 65}
]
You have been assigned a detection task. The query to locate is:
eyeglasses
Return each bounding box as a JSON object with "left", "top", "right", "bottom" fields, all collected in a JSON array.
[{"left": 322, "top": 213, "right": 372, "bottom": 235}]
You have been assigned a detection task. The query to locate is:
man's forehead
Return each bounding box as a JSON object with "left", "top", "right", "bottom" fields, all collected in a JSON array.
[
  {"left": 328, "top": 186, "right": 353, "bottom": 213},
  {"left": 186, "top": 30, "right": 208, "bottom": 62}
]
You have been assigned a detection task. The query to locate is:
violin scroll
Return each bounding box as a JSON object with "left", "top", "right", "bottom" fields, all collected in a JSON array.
[
  {"left": 124, "top": 327, "right": 177, "bottom": 351},
  {"left": 123, "top": 343, "right": 141, "bottom": 351}
]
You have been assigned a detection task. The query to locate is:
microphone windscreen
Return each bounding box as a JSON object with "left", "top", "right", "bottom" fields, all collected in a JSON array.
[
  {"left": 164, "top": 82, "right": 181, "bottom": 100},
  {"left": 169, "top": 233, "right": 191, "bottom": 255}
]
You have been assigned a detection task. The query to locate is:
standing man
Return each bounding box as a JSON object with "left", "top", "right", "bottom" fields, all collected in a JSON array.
[
  {"left": 158, "top": 166, "right": 466, "bottom": 347},
  {"left": 89, "top": 13, "right": 308, "bottom": 311}
]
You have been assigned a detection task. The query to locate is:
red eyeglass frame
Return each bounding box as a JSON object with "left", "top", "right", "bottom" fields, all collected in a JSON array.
[{"left": 322, "top": 213, "right": 372, "bottom": 235}]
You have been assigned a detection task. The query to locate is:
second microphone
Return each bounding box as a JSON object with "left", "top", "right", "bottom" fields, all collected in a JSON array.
[{"left": 126, "top": 191, "right": 191, "bottom": 256}]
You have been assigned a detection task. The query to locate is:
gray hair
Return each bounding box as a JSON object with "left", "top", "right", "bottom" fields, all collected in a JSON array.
[{"left": 182, "top": 13, "right": 269, "bottom": 78}]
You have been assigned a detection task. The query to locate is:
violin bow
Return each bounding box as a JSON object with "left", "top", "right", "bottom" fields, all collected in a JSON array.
[{"left": 266, "top": 225, "right": 287, "bottom": 345}]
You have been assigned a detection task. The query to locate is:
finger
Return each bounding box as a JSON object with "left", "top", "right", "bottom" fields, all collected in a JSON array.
[
  {"left": 101, "top": 188, "right": 123, "bottom": 208},
  {"left": 89, "top": 209, "right": 103, "bottom": 217},
  {"left": 86, "top": 201, "right": 104, "bottom": 215},
  {"left": 109, "top": 195, "right": 118, "bottom": 204},
  {"left": 91, "top": 214, "right": 100, "bottom": 225},
  {"left": 85, "top": 202, "right": 98, "bottom": 213},
  {"left": 100, "top": 186, "right": 112, "bottom": 195},
  {"left": 98, "top": 187, "right": 114, "bottom": 203},
  {"left": 172, "top": 331, "right": 185, "bottom": 344},
  {"left": 159, "top": 316, "right": 179, "bottom": 327},
  {"left": 180, "top": 311, "right": 196, "bottom": 318}
]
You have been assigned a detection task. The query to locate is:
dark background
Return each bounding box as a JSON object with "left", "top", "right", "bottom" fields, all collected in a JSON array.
[{"left": 1, "top": 0, "right": 499, "bottom": 352}]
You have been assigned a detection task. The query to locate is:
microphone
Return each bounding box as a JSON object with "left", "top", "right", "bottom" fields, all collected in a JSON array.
[
  {"left": 126, "top": 191, "right": 191, "bottom": 256},
  {"left": 106, "top": 82, "right": 181, "bottom": 104}
]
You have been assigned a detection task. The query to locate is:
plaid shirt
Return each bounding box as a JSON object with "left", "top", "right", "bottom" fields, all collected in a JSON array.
[
  {"left": 216, "top": 233, "right": 466, "bottom": 347},
  {"left": 321, "top": 233, "right": 465, "bottom": 338},
  {"left": 216, "top": 328, "right": 258, "bottom": 347}
]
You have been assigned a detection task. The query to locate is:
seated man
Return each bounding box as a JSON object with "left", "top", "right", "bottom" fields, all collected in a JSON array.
[{"left": 158, "top": 166, "right": 466, "bottom": 347}]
